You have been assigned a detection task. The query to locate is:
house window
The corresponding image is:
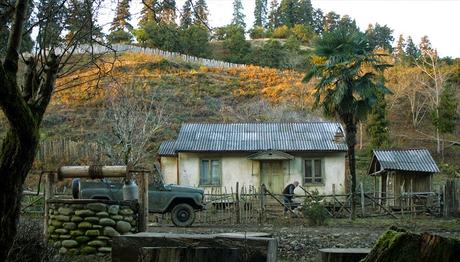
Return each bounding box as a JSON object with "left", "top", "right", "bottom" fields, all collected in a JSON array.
[
  {"left": 304, "top": 159, "right": 322, "bottom": 184},
  {"left": 200, "top": 159, "right": 221, "bottom": 186}
]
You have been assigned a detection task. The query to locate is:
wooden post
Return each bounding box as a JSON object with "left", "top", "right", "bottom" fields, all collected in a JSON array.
[
  {"left": 259, "top": 185, "right": 265, "bottom": 223},
  {"left": 332, "top": 184, "right": 336, "bottom": 217},
  {"left": 360, "top": 182, "right": 365, "bottom": 217},
  {"left": 410, "top": 178, "right": 413, "bottom": 220},
  {"left": 138, "top": 172, "right": 149, "bottom": 232},
  {"left": 43, "top": 172, "right": 55, "bottom": 238},
  {"left": 235, "top": 182, "right": 240, "bottom": 224}
]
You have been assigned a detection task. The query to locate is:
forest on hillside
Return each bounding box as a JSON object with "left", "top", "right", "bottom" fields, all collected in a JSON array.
[{"left": 1, "top": 0, "right": 459, "bottom": 176}]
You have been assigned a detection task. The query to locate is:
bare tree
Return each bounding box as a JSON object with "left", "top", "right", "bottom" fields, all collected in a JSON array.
[
  {"left": 0, "top": 0, "right": 113, "bottom": 259},
  {"left": 101, "top": 80, "right": 164, "bottom": 167}
]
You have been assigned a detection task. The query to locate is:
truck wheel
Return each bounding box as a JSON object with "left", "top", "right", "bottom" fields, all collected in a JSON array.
[
  {"left": 71, "top": 178, "right": 80, "bottom": 199},
  {"left": 171, "top": 203, "right": 195, "bottom": 227}
]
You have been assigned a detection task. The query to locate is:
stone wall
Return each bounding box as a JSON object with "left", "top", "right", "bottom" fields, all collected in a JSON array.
[{"left": 46, "top": 199, "right": 139, "bottom": 256}]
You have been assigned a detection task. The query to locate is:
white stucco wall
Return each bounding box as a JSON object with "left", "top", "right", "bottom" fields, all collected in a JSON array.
[
  {"left": 288, "top": 153, "right": 347, "bottom": 195},
  {"left": 161, "top": 152, "right": 346, "bottom": 195},
  {"left": 161, "top": 156, "right": 178, "bottom": 184}
]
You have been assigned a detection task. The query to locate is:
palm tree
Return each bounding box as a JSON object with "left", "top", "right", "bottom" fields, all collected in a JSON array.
[{"left": 304, "top": 27, "right": 391, "bottom": 219}]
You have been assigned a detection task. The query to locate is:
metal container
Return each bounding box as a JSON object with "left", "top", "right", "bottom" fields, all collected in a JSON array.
[{"left": 122, "top": 179, "right": 139, "bottom": 200}]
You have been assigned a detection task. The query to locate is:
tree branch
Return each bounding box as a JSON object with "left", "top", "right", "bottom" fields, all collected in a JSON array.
[{"left": 3, "top": 0, "right": 28, "bottom": 77}]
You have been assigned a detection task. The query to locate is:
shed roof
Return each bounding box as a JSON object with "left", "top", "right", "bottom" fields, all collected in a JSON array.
[
  {"left": 158, "top": 140, "right": 176, "bottom": 156},
  {"left": 371, "top": 148, "right": 439, "bottom": 173},
  {"left": 168, "top": 122, "right": 347, "bottom": 153}
]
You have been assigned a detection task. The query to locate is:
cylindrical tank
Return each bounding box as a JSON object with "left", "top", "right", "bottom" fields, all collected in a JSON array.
[{"left": 122, "top": 179, "right": 139, "bottom": 200}]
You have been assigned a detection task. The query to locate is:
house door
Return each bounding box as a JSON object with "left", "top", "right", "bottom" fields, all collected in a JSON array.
[{"left": 261, "top": 161, "right": 284, "bottom": 194}]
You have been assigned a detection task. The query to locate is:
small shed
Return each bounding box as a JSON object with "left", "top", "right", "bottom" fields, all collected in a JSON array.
[{"left": 368, "top": 148, "right": 439, "bottom": 207}]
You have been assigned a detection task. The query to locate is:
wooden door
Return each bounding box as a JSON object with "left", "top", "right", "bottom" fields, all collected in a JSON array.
[{"left": 261, "top": 161, "right": 284, "bottom": 194}]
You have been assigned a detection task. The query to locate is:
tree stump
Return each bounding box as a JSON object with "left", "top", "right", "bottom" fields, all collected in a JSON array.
[{"left": 363, "top": 227, "right": 460, "bottom": 262}]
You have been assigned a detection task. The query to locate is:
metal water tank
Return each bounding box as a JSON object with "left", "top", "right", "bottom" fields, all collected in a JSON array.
[{"left": 122, "top": 179, "right": 139, "bottom": 200}]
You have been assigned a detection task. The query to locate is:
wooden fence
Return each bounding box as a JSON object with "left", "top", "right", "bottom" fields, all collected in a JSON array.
[
  {"left": 22, "top": 180, "right": 446, "bottom": 225},
  {"left": 53, "top": 44, "right": 247, "bottom": 69},
  {"left": 444, "top": 178, "right": 460, "bottom": 217}
]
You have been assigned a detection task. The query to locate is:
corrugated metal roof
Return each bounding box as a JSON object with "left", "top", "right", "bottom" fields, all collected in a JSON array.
[
  {"left": 373, "top": 148, "right": 439, "bottom": 173},
  {"left": 173, "top": 122, "right": 347, "bottom": 152},
  {"left": 158, "top": 140, "right": 177, "bottom": 156}
]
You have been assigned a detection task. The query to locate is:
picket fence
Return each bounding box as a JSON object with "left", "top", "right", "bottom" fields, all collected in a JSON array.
[{"left": 54, "top": 44, "right": 247, "bottom": 69}]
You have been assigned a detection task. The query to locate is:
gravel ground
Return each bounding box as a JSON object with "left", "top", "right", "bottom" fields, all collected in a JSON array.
[{"left": 149, "top": 220, "right": 460, "bottom": 261}]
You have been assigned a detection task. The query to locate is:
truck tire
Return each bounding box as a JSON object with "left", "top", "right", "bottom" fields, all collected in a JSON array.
[
  {"left": 72, "top": 178, "right": 80, "bottom": 199},
  {"left": 171, "top": 203, "right": 195, "bottom": 227}
]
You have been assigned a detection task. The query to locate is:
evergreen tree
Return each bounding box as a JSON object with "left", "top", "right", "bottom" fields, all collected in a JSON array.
[
  {"left": 256, "top": 39, "right": 287, "bottom": 67},
  {"left": 268, "top": 0, "right": 280, "bottom": 29},
  {"left": 393, "top": 34, "right": 406, "bottom": 61},
  {"left": 278, "top": 0, "right": 296, "bottom": 27},
  {"left": 223, "top": 24, "right": 251, "bottom": 63},
  {"left": 232, "top": 0, "right": 246, "bottom": 28},
  {"left": 296, "top": 0, "right": 313, "bottom": 27},
  {"left": 36, "top": 0, "right": 65, "bottom": 49},
  {"left": 337, "top": 15, "right": 358, "bottom": 33},
  {"left": 405, "top": 36, "right": 420, "bottom": 59},
  {"left": 323, "top": 11, "right": 340, "bottom": 32},
  {"left": 66, "top": 0, "right": 103, "bottom": 44},
  {"left": 194, "top": 0, "right": 209, "bottom": 27},
  {"left": 180, "top": 0, "right": 193, "bottom": 28},
  {"left": 365, "top": 23, "right": 394, "bottom": 52},
  {"left": 110, "top": 0, "right": 132, "bottom": 32},
  {"left": 312, "top": 8, "right": 324, "bottom": 35},
  {"left": 0, "top": 0, "right": 34, "bottom": 55},
  {"left": 254, "top": 0, "right": 268, "bottom": 27},
  {"left": 433, "top": 82, "right": 458, "bottom": 136},
  {"left": 161, "top": 0, "right": 176, "bottom": 24},
  {"left": 140, "top": 0, "right": 159, "bottom": 25},
  {"left": 180, "top": 24, "right": 211, "bottom": 57},
  {"left": 367, "top": 91, "right": 391, "bottom": 149}
]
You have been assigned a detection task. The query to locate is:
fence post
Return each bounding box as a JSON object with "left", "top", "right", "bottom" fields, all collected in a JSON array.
[
  {"left": 332, "top": 184, "right": 336, "bottom": 217},
  {"left": 259, "top": 185, "right": 265, "bottom": 224},
  {"left": 236, "top": 182, "right": 240, "bottom": 224},
  {"left": 360, "top": 182, "right": 365, "bottom": 217},
  {"left": 43, "top": 172, "right": 55, "bottom": 239}
]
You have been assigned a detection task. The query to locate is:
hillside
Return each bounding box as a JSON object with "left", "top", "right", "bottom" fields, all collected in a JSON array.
[{"left": 1, "top": 51, "right": 456, "bottom": 184}]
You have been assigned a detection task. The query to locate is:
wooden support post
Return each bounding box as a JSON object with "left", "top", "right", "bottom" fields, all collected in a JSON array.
[
  {"left": 138, "top": 172, "right": 149, "bottom": 232},
  {"left": 410, "top": 178, "right": 414, "bottom": 220},
  {"left": 360, "top": 182, "right": 365, "bottom": 217},
  {"left": 259, "top": 185, "right": 265, "bottom": 223},
  {"left": 332, "top": 184, "right": 336, "bottom": 217},
  {"left": 44, "top": 172, "right": 55, "bottom": 238},
  {"left": 235, "top": 182, "right": 240, "bottom": 224}
]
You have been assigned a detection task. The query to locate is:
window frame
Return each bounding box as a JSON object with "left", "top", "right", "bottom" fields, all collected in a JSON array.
[
  {"left": 199, "top": 158, "right": 222, "bottom": 187},
  {"left": 303, "top": 158, "right": 323, "bottom": 185}
]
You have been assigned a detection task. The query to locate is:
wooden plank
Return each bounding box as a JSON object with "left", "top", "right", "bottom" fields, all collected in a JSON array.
[
  {"left": 364, "top": 193, "right": 397, "bottom": 219},
  {"left": 43, "top": 172, "right": 55, "bottom": 238},
  {"left": 112, "top": 233, "right": 277, "bottom": 262},
  {"left": 138, "top": 172, "right": 149, "bottom": 231},
  {"left": 140, "top": 247, "right": 240, "bottom": 262},
  {"left": 57, "top": 165, "right": 128, "bottom": 179}
]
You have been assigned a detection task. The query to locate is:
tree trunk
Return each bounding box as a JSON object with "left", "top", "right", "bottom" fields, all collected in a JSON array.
[
  {"left": 0, "top": 129, "right": 39, "bottom": 261},
  {"left": 344, "top": 120, "right": 357, "bottom": 220}
]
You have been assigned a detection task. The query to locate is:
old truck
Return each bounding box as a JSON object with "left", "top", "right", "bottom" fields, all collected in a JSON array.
[{"left": 72, "top": 179, "right": 205, "bottom": 227}]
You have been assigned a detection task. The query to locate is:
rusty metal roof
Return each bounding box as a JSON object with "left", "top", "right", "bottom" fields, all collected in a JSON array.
[
  {"left": 158, "top": 140, "right": 177, "bottom": 156},
  {"left": 373, "top": 148, "right": 439, "bottom": 173},
  {"left": 170, "top": 122, "right": 347, "bottom": 153}
]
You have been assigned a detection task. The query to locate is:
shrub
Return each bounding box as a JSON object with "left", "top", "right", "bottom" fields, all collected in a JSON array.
[
  {"left": 272, "top": 25, "right": 291, "bottom": 39},
  {"left": 302, "top": 191, "right": 329, "bottom": 226}
]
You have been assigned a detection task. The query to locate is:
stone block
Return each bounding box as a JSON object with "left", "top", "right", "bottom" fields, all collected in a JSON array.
[
  {"left": 54, "top": 228, "right": 68, "bottom": 234},
  {"left": 103, "top": 226, "right": 120, "bottom": 237},
  {"left": 81, "top": 246, "right": 97, "bottom": 255},
  {"left": 59, "top": 235, "right": 72, "bottom": 239},
  {"left": 100, "top": 218, "right": 116, "bottom": 227},
  {"left": 98, "top": 247, "right": 112, "bottom": 253},
  {"left": 84, "top": 216, "right": 99, "bottom": 223},
  {"left": 58, "top": 207, "right": 74, "bottom": 216},
  {"left": 119, "top": 208, "right": 133, "bottom": 216},
  {"left": 71, "top": 216, "right": 83, "bottom": 222},
  {"left": 108, "top": 205, "right": 120, "bottom": 215},
  {"left": 70, "top": 230, "right": 84, "bottom": 237},
  {"left": 75, "top": 209, "right": 95, "bottom": 217},
  {"left": 55, "top": 215, "right": 70, "bottom": 222},
  {"left": 88, "top": 240, "right": 107, "bottom": 247},
  {"left": 116, "top": 221, "right": 131, "bottom": 234},
  {"left": 85, "top": 230, "right": 100, "bottom": 236},
  {"left": 78, "top": 222, "right": 93, "bottom": 229},
  {"left": 63, "top": 222, "right": 77, "bottom": 230},
  {"left": 87, "top": 203, "right": 107, "bottom": 212},
  {"left": 75, "top": 236, "right": 91, "bottom": 243},
  {"left": 61, "top": 240, "right": 79, "bottom": 248},
  {"left": 96, "top": 211, "right": 109, "bottom": 217}
]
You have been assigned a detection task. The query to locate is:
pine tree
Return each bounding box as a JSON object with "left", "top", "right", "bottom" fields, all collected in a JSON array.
[
  {"left": 393, "top": 34, "right": 406, "bottom": 61},
  {"left": 323, "top": 11, "right": 340, "bottom": 32},
  {"left": 232, "top": 0, "right": 246, "bottom": 28},
  {"left": 434, "top": 83, "right": 458, "bottom": 135},
  {"left": 194, "top": 0, "right": 209, "bottom": 27},
  {"left": 66, "top": 0, "right": 103, "bottom": 44},
  {"left": 278, "top": 0, "right": 296, "bottom": 27},
  {"left": 365, "top": 23, "right": 394, "bottom": 52},
  {"left": 254, "top": 0, "right": 268, "bottom": 27},
  {"left": 268, "top": 0, "right": 280, "bottom": 29},
  {"left": 312, "top": 8, "right": 324, "bottom": 34},
  {"left": 405, "top": 36, "right": 420, "bottom": 59},
  {"left": 296, "top": 0, "right": 313, "bottom": 27},
  {"left": 161, "top": 0, "right": 176, "bottom": 24},
  {"left": 36, "top": 0, "right": 65, "bottom": 49},
  {"left": 367, "top": 91, "right": 391, "bottom": 150},
  {"left": 110, "top": 0, "right": 132, "bottom": 32},
  {"left": 180, "top": 0, "right": 193, "bottom": 28},
  {"left": 140, "top": 0, "right": 159, "bottom": 25}
]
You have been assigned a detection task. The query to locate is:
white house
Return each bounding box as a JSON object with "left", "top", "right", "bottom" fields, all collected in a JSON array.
[{"left": 159, "top": 122, "right": 348, "bottom": 194}]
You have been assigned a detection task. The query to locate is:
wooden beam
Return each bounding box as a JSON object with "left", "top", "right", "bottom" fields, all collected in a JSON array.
[
  {"left": 43, "top": 172, "right": 55, "bottom": 238},
  {"left": 138, "top": 172, "right": 149, "bottom": 232},
  {"left": 57, "top": 165, "right": 128, "bottom": 179}
]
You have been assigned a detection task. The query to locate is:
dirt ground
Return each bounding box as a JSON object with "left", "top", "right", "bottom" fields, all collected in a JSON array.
[{"left": 148, "top": 217, "right": 460, "bottom": 261}]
